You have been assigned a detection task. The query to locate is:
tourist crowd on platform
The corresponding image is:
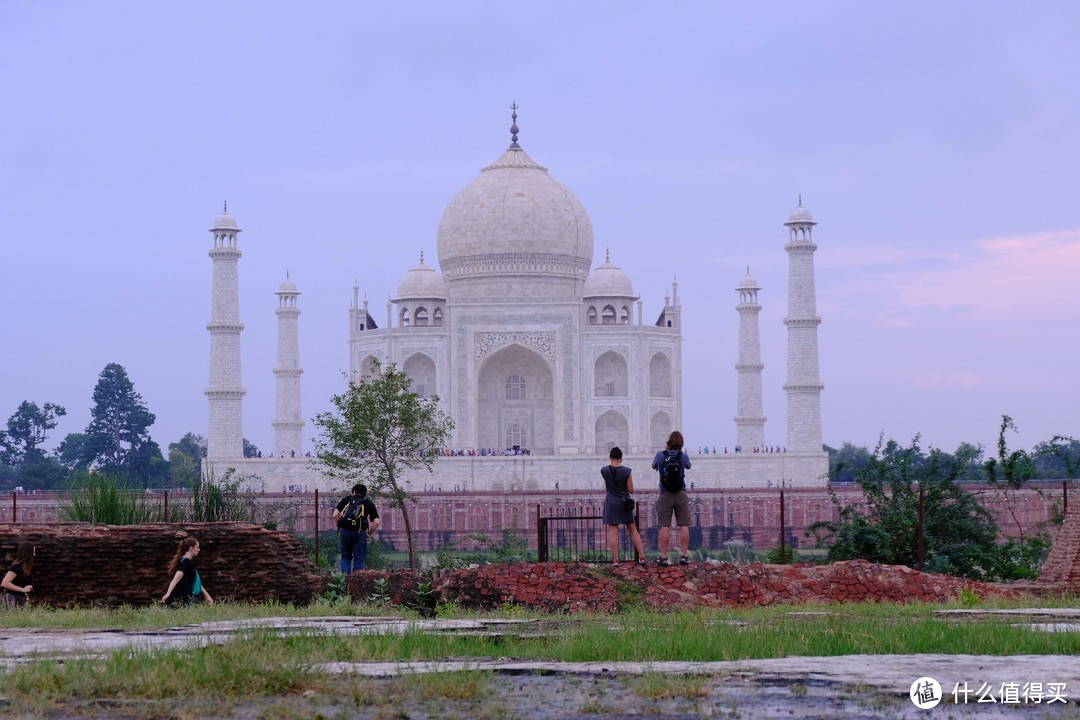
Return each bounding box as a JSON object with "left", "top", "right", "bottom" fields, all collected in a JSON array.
[
  {"left": 254, "top": 450, "right": 314, "bottom": 459},
  {"left": 697, "top": 445, "right": 786, "bottom": 454},
  {"left": 440, "top": 447, "right": 533, "bottom": 457}
]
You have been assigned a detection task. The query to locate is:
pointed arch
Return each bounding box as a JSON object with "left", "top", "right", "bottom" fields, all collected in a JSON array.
[
  {"left": 650, "top": 410, "right": 671, "bottom": 450},
  {"left": 403, "top": 352, "right": 436, "bottom": 398},
  {"left": 359, "top": 355, "right": 380, "bottom": 381},
  {"left": 595, "top": 410, "right": 629, "bottom": 455},
  {"left": 594, "top": 350, "right": 628, "bottom": 397},
  {"left": 477, "top": 343, "right": 554, "bottom": 454},
  {"left": 469, "top": 504, "right": 488, "bottom": 530},
  {"left": 649, "top": 352, "right": 673, "bottom": 398}
]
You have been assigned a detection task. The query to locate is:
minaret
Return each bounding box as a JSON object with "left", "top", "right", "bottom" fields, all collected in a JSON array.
[
  {"left": 735, "top": 266, "right": 766, "bottom": 450},
  {"left": 206, "top": 203, "right": 245, "bottom": 459},
  {"left": 273, "top": 272, "right": 304, "bottom": 456},
  {"left": 783, "top": 196, "right": 825, "bottom": 453}
]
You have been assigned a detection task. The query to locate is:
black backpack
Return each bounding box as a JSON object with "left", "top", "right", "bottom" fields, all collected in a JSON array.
[
  {"left": 658, "top": 451, "right": 684, "bottom": 492},
  {"left": 339, "top": 496, "right": 366, "bottom": 530}
]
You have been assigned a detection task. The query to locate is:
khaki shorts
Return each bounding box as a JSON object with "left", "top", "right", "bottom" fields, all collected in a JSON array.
[{"left": 656, "top": 490, "right": 691, "bottom": 527}]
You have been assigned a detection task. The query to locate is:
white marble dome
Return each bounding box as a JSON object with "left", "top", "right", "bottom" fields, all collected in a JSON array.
[
  {"left": 276, "top": 276, "right": 299, "bottom": 294},
  {"left": 211, "top": 209, "right": 239, "bottom": 230},
  {"left": 583, "top": 253, "right": 635, "bottom": 298},
  {"left": 395, "top": 253, "right": 446, "bottom": 299},
  {"left": 786, "top": 201, "right": 815, "bottom": 225},
  {"left": 436, "top": 143, "right": 594, "bottom": 296},
  {"left": 737, "top": 268, "right": 759, "bottom": 290}
]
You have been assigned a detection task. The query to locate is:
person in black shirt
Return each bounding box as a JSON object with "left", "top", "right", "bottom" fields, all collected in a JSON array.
[
  {"left": 601, "top": 447, "right": 646, "bottom": 565},
  {"left": 162, "top": 537, "right": 214, "bottom": 606},
  {"left": 334, "top": 483, "right": 381, "bottom": 573},
  {"left": 2, "top": 542, "right": 35, "bottom": 608}
]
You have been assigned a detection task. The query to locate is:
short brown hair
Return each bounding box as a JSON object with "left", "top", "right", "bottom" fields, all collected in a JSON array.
[{"left": 666, "top": 431, "right": 684, "bottom": 452}]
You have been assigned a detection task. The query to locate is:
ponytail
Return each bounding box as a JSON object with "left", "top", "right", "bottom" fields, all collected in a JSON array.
[{"left": 167, "top": 537, "right": 199, "bottom": 575}]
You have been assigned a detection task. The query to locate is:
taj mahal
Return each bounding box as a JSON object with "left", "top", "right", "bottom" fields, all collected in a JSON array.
[{"left": 203, "top": 110, "right": 828, "bottom": 493}]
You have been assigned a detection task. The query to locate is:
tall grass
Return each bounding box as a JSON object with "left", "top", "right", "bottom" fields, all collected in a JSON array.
[
  {"left": 190, "top": 466, "right": 259, "bottom": 522},
  {"left": 61, "top": 473, "right": 173, "bottom": 524}
]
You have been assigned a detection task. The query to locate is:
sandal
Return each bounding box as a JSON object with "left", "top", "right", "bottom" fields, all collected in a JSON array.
[
  {"left": 679, "top": 556, "right": 690, "bottom": 565},
  {"left": 656, "top": 557, "right": 671, "bottom": 567},
  {"left": 636, "top": 556, "right": 648, "bottom": 567}
]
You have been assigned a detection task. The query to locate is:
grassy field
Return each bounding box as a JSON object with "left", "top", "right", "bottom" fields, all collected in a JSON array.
[{"left": 0, "top": 598, "right": 1077, "bottom": 718}]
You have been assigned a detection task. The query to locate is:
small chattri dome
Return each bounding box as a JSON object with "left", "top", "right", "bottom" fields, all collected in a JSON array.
[
  {"left": 785, "top": 195, "right": 815, "bottom": 225},
  {"left": 395, "top": 251, "right": 446, "bottom": 300},
  {"left": 583, "top": 251, "right": 636, "bottom": 298},
  {"left": 737, "top": 266, "right": 759, "bottom": 290},
  {"left": 211, "top": 204, "right": 239, "bottom": 230},
  {"left": 277, "top": 275, "right": 298, "bottom": 295}
]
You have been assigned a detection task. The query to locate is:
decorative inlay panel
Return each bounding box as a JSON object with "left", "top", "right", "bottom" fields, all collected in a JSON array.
[{"left": 474, "top": 332, "right": 556, "bottom": 365}]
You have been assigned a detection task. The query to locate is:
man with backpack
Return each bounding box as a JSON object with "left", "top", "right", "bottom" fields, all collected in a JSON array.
[
  {"left": 652, "top": 430, "right": 692, "bottom": 566},
  {"left": 333, "top": 483, "right": 381, "bottom": 573}
]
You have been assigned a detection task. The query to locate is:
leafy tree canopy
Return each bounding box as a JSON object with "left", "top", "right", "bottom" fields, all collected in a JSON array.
[
  {"left": 1032, "top": 436, "right": 1080, "bottom": 480},
  {"left": 168, "top": 432, "right": 207, "bottom": 487},
  {"left": 82, "top": 363, "right": 157, "bottom": 480},
  {"left": 55, "top": 433, "right": 93, "bottom": 471},
  {"left": 810, "top": 435, "right": 1009, "bottom": 581},
  {"left": 825, "top": 442, "right": 871, "bottom": 483},
  {"left": 314, "top": 361, "right": 454, "bottom": 571},
  {"left": 0, "top": 401, "right": 66, "bottom": 468}
]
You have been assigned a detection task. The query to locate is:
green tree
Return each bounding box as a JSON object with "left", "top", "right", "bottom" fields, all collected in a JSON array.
[
  {"left": 809, "top": 435, "right": 1005, "bottom": 581},
  {"left": 1033, "top": 435, "right": 1080, "bottom": 480},
  {"left": 0, "top": 401, "right": 66, "bottom": 467},
  {"left": 169, "top": 432, "right": 207, "bottom": 487},
  {"left": 314, "top": 361, "right": 454, "bottom": 572},
  {"left": 82, "top": 363, "right": 157, "bottom": 481},
  {"left": 55, "top": 432, "right": 93, "bottom": 471},
  {"left": 243, "top": 438, "right": 260, "bottom": 458},
  {"left": 0, "top": 401, "right": 70, "bottom": 489},
  {"left": 952, "top": 441, "right": 986, "bottom": 483},
  {"left": 826, "top": 442, "right": 871, "bottom": 483},
  {"left": 127, "top": 438, "right": 170, "bottom": 488},
  {"left": 983, "top": 416, "right": 1038, "bottom": 544}
]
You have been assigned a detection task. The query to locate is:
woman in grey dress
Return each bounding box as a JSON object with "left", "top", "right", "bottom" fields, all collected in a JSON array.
[{"left": 601, "top": 447, "right": 646, "bottom": 565}]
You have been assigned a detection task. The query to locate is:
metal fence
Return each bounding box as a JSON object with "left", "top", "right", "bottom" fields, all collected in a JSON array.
[{"left": 536, "top": 503, "right": 643, "bottom": 562}]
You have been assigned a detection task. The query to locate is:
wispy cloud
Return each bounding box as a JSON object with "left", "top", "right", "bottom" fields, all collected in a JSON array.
[
  {"left": 828, "top": 229, "right": 1080, "bottom": 324},
  {"left": 896, "top": 230, "right": 1080, "bottom": 317}
]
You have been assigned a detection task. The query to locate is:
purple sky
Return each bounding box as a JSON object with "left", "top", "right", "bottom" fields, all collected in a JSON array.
[{"left": 3, "top": 2, "right": 1078, "bottom": 460}]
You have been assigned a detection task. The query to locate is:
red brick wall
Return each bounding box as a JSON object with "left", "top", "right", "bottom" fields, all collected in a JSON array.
[
  {"left": 1037, "top": 503, "right": 1080, "bottom": 588},
  {"left": 355, "top": 560, "right": 1018, "bottom": 613},
  {"left": 0, "top": 522, "right": 325, "bottom": 607}
]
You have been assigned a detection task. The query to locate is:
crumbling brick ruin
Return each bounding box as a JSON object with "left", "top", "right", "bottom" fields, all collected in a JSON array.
[
  {"left": 0, "top": 522, "right": 325, "bottom": 607},
  {"left": 1036, "top": 503, "right": 1080, "bottom": 590}
]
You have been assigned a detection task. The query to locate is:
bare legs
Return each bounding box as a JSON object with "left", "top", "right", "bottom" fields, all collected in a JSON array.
[
  {"left": 628, "top": 524, "right": 645, "bottom": 560},
  {"left": 658, "top": 525, "right": 690, "bottom": 561},
  {"left": 609, "top": 523, "right": 647, "bottom": 562},
  {"left": 607, "top": 525, "right": 620, "bottom": 562}
]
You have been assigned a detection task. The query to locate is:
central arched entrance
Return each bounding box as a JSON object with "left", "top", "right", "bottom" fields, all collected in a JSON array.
[{"left": 477, "top": 344, "right": 555, "bottom": 454}]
